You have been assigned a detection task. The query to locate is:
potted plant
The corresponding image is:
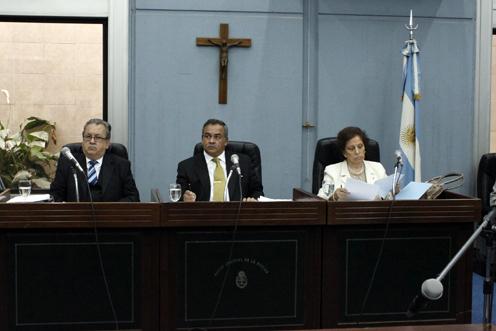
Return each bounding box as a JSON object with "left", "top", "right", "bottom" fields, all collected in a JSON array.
[{"left": 0, "top": 117, "right": 58, "bottom": 189}]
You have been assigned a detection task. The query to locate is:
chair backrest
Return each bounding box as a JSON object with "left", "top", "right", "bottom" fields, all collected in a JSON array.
[
  {"left": 63, "top": 142, "right": 129, "bottom": 160},
  {"left": 193, "top": 141, "right": 262, "bottom": 181},
  {"left": 312, "top": 137, "right": 380, "bottom": 194},
  {"left": 477, "top": 153, "right": 496, "bottom": 215}
]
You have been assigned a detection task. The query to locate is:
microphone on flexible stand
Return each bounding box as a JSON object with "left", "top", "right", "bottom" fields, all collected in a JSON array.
[
  {"left": 60, "top": 146, "right": 85, "bottom": 202},
  {"left": 406, "top": 208, "right": 496, "bottom": 318},
  {"left": 224, "top": 169, "right": 233, "bottom": 202},
  {"left": 230, "top": 154, "right": 242, "bottom": 176},
  {"left": 406, "top": 278, "right": 443, "bottom": 318},
  {"left": 392, "top": 150, "right": 403, "bottom": 197},
  {"left": 221, "top": 154, "right": 242, "bottom": 201},
  {"left": 394, "top": 150, "right": 403, "bottom": 168},
  {"left": 60, "top": 147, "right": 85, "bottom": 173}
]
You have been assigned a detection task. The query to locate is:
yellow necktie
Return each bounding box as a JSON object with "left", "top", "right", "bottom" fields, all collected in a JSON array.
[{"left": 212, "top": 157, "right": 226, "bottom": 201}]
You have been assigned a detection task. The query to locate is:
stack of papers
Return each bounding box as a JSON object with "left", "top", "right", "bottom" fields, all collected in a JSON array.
[
  {"left": 343, "top": 176, "right": 431, "bottom": 201},
  {"left": 7, "top": 194, "right": 51, "bottom": 203},
  {"left": 345, "top": 175, "right": 399, "bottom": 200}
]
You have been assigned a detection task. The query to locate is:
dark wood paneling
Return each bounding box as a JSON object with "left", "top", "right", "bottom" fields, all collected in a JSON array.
[
  {"left": 0, "top": 203, "right": 160, "bottom": 228},
  {"left": 0, "top": 195, "right": 478, "bottom": 330},
  {"left": 162, "top": 226, "right": 322, "bottom": 331},
  {"left": 322, "top": 193, "right": 478, "bottom": 328},
  {"left": 287, "top": 324, "right": 491, "bottom": 331},
  {"left": 328, "top": 193, "right": 480, "bottom": 225},
  {"left": 2, "top": 230, "right": 160, "bottom": 331},
  {"left": 163, "top": 200, "right": 326, "bottom": 227}
]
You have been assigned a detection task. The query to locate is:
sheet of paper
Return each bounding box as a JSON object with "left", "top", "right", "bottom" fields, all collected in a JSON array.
[
  {"left": 395, "top": 182, "right": 432, "bottom": 200},
  {"left": 374, "top": 174, "right": 404, "bottom": 198},
  {"left": 257, "top": 196, "right": 292, "bottom": 202},
  {"left": 344, "top": 177, "right": 380, "bottom": 201},
  {"left": 7, "top": 194, "right": 51, "bottom": 203}
]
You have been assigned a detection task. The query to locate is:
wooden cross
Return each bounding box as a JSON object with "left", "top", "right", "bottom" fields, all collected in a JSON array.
[{"left": 196, "top": 23, "right": 252, "bottom": 104}]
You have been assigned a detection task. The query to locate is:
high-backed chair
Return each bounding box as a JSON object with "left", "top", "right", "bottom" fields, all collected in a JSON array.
[
  {"left": 312, "top": 137, "right": 380, "bottom": 194},
  {"left": 63, "top": 142, "right": 129, "bottom": 160},
  {"left": 193, "top": 141, "right": 262, "bottom": 182},
  {"left": 477, "top": 153, "right": 496, "bottom": 215},
  {"left": 474, "top": 153, "right": 496, "bottom": 277}
]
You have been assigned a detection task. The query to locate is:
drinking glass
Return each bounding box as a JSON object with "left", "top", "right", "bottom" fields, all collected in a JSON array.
[
  {"left": 18, "top": 179, "right": 31, "bottom": 198},
  {"left": 169, "top": 184, "right": 181, "bottom": 202}
]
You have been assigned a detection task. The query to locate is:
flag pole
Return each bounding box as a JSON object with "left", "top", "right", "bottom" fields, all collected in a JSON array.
[
  {"left": 405, "top": 9, "right": 418, "bottom": 40},
  {"left": 399, "top": 10, "right": 422, "bottom": 183}
]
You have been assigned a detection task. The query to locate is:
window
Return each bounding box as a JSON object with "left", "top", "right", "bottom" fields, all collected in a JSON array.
[{"left": 0, "top": 17, "right": 107, "bottom": 148}]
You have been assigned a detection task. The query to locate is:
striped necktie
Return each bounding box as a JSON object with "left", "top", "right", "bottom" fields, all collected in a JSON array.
[
  {"left": 212, "top": 157, "right": 226, "bottom": 201},
  {"left": 88, "top": 160, "right": 98, "bottom": 185}
]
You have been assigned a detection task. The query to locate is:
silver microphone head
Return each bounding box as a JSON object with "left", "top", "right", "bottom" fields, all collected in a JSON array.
[
  {"left": 60, "top": 146, "right": 84, "bottom": 173},
  {"left": 394, "top": 150, "right": 403, "bottom": 165},
  {"left": 230, "top": 154, "right": 239, "bottom": 164},
  {"left": 61, "top": 146, "right": 71, "bottom": 156},
  {"left": 230, "top": 154, "right": 241, "bottom": 175}
]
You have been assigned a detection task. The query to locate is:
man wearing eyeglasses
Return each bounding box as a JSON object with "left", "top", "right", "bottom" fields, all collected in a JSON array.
[
  {"left": 50, "top": 118, "right": 140, "bottom": 202},
  {"left": 176, "top": 118, "right": 263, "bottom": 202}
]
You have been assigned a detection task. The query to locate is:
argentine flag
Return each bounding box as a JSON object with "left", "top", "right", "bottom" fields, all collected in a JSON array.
[{"left": 399, "top": 38, "right": 421, "bottom": 184}]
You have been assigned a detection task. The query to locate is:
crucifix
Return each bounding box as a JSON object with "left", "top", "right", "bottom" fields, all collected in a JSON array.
[{"left": 196, "top": 23, "right": 252, "bottom": 104}]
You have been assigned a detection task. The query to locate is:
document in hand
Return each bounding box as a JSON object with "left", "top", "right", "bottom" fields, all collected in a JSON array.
[{"left": 344, "top": 175, "right": 402, "bottom": 201}]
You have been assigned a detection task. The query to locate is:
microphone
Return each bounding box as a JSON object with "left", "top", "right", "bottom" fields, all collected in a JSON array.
[
  {"left": 406, "top": 278, "right": 443, "bottom": 318},
  {"left": 60, "top": 147, "right": 85, "bottom": 173},
  {"left": 230, "top": 154, "right": 241, "bottom": 175},
  {"left": 394, "top": 150, "right": 403, "bottom": 167}
]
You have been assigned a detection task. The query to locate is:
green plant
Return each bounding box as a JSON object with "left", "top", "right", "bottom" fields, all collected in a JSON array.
[{"left": 0, "top": 117, "right": 58, "bottom": 189}]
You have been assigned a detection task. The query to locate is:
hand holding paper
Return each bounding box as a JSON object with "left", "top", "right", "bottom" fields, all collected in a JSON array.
[
  {"left": 343, "top": 174, "right": 404, "bottom": 201},
  {"left": 344, "top": 178, "right": 381, "bottom": 200}
]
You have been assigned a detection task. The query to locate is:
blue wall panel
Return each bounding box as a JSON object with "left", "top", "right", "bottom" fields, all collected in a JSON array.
[
  {"left": 317, "top": 1, "right": 475, "bottom": 193},
  {"left": 319, "top": 0, "right": 474, "bottom": 18},
  {"left": 133, "top": 7, "right": 303, "bottom": 200},
  {"left": 136, "top": 0, "right": 303, "bottom": 13},
  {"left": 131, "top": 0, "right": 477, "bottom": 199}
]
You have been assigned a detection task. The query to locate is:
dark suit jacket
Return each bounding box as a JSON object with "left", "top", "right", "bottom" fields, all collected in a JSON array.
[
  {"left": 176, "top": 151, "right": 263, "bottom": 201},
  {"left": 50, "top": 150, "right": 140, "bottom": 202}
]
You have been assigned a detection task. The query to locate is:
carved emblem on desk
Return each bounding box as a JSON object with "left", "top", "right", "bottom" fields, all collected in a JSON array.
[{"left": 235, "top": 270, "right": 248, "bottom": 289}]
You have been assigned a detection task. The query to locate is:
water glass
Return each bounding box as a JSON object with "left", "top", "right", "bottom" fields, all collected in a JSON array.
[
  {"left": 169, "top": 184, "right": 181, "bottom": 202},
  {"left": 18, "top": 179, "right": 31, "bottom": 198}
]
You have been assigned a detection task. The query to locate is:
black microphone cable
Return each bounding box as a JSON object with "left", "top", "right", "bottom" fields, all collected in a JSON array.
[
  {"left": 356, "top": 156, "right": 404, "bottom": 324},
  {"left": 82, "top": 166, "right": 120, "bottom": 330},
  {"left": 204, "top": 170, "right": 244, "bottom": 330},
  {"left": 355, "top": 193, "right": 396, "bottom": 325},
  {"left": 62, "top": 148, "right": 119, "bottom": 329}
]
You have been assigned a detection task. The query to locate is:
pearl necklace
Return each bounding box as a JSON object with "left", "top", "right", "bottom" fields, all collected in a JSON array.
[{"left": 347, "top": 163, "right": 365, "bottom": 176}]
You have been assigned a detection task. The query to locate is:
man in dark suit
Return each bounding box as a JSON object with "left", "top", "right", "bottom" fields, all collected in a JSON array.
[
  {"left": 176, "top": 119, "right": 263, "bottom": 201},
  {"left": 50, "top": 119, "right": 140, "bottom": 202}
]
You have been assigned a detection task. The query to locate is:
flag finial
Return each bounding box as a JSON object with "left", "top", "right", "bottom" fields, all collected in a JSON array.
[{"left": 405, "top": 9, "right": 418, "bottom": 40}]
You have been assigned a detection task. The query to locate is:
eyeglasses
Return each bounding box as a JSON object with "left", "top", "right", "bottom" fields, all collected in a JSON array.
[
  {"left": 83, "top": 134, "right": 108, "bottom": 143},
  {"left": 202, "top": 133, "right": 225, "bottom": 141}
]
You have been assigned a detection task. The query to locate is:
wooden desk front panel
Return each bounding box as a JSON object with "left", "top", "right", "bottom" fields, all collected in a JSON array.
[
  {"left": 322, "top": 221, "right": 473, "bottom": 328},
  {"left": 161, "top": 226, "right": 322, "bottom": 331},
  {"left": 0, "top": 203, "right": 160, "bottom": 228},
  {"left": 0, "top": 230, "right": 160, "bottom": 331}
]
